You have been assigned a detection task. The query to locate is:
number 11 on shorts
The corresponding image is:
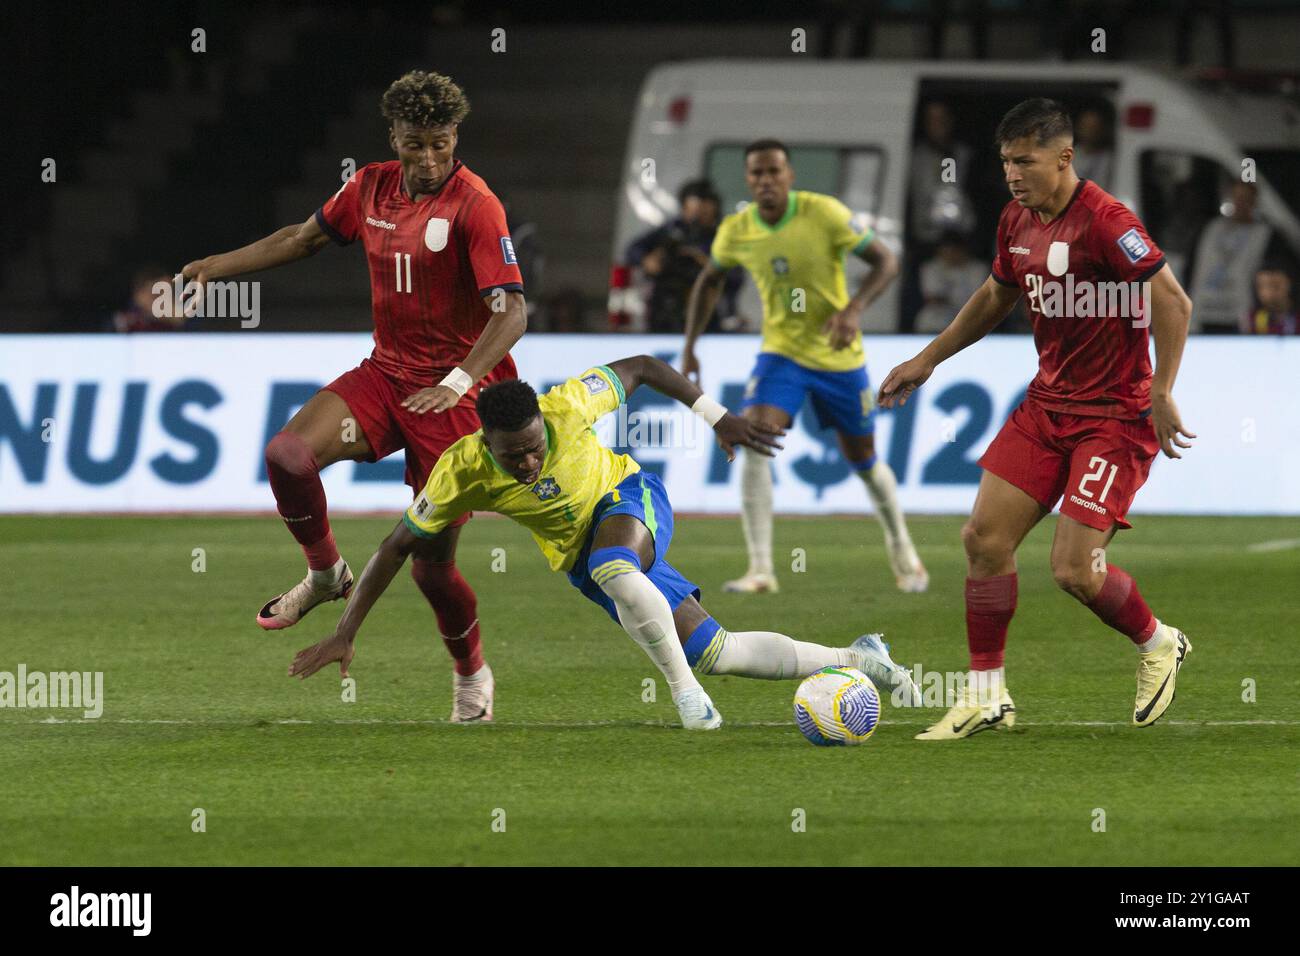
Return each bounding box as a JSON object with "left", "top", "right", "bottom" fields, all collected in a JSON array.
[{"left": 1078, "top": 455, "right": 1118, "bottom": 503}]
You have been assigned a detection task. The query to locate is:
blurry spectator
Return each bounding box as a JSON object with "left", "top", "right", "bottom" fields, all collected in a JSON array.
[
  {"left": 908, "top": 101, "right": 975, "bottom": 247},
  {"left": 1072, "top": 107, "right": 1114, "bottom": 192},
  {"left": 1190, "top": 182, "right": 1274, "bottom": 331},
  {"left": 110, "top": 267, "right": 185, "bottom": 332},
  {"left": 621, "top": 179, "right": 739, "bottom": 333},
  {"left": 1241, "top": 264, "right": 1297, "bottom": 335},
  {"left": 914, "top": 232, "right": 986, "bottom": 334}
]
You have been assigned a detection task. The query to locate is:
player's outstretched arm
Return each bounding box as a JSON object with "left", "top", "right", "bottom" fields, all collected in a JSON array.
[
  {"left": 604, "top": 354, "right": 784, "bottom": 462},
  {"left": 1146, "top": 264, "right": 1197, "bottom": 459},
  {"left": 681, "top": 263, "right": 728, "bottom": 382},
  {"left": 877, "top": 276, "right": 1021, "bottom": 408},
  {"left": 401, "top": 291, "right": 528, "bottom": 415},
  {"left": 182, "top": 212, "right": 332, "bottom": 288},
  {"left": 287, "top": 520, "right": 419, "bottom": 680},
  {"left": 825, "top": 237, "right": 900, "bottom": 350}
]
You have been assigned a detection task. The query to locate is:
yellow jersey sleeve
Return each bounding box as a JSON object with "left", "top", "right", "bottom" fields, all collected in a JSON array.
[
  {"left": 709, "top": 214, "right": 741, "bottom": 269},
  {"left": 403, "top": 446, "right": 480, "bottom": 538},
  {"left": 812, "top": 193, "right": 875, "bottom": 257},
  {"left": 542, "top": 365, "right": 626, "bottom": 427}
]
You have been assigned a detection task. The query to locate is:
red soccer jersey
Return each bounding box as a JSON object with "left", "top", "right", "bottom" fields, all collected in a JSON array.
[
  {"left": 316, "top": 160, "right": 523, "bottom": 385},
  {"left": 991, "top": 179, "right": 1166, "bottom": 418}
]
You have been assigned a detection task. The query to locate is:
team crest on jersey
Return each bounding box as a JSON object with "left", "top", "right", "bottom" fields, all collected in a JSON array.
[
  {"left": 1117, "top": 228, "right": 1149, "bottom": 264},
  {"left": 581, "top": 372, "right": 609, "bottom": 395},
  {"left": 424, "top": 217, "right": 450, "bottom": 252},
  {"left": 771, "top": 256, "right": 790, "bottom": 275},
  {"left": 1047, "top": 241, "right": 1070, "bottom": 277},
  {"left": 532, "top": 477, "right": 561, "bottom": 501},
  {"left": 501, "top": 236, "right": 517, "bottom": 265}
]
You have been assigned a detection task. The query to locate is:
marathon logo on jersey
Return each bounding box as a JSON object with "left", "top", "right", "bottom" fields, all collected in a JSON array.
[
  {"left": 581, "top": 372, "right": 610, "bottom": 395},
  {"left": 424, "top": 218, "right": 450, "bottom": 252},
  {"left": 1117, "top": 228, "right": 1150, "bottom": 264},
  {"left": 501, "top": 236, "right": 517, "bottom": 265}
]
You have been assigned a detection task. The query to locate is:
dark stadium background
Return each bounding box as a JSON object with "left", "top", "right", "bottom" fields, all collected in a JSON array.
[{"left": 6, "top": 0, "right": 1300, "bottom": 334}]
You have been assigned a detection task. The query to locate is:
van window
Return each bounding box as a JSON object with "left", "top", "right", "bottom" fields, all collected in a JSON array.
[{"left": 704, "top": 144, "right": 885, "bottom": 217}]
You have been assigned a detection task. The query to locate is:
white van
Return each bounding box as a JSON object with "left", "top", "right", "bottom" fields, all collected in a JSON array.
[{"left": 610, "top": 60, "right": 1300, "bottom": 333}]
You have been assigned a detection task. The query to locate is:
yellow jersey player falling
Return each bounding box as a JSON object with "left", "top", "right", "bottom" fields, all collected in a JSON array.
[
  {"left": 683, "top": 139, "right": 926, "bottom": 594},
  {"left": 287, "top": 355, "right": 922, "bottom": 727}
]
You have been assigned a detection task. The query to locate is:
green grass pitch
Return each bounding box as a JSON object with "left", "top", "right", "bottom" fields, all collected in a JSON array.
[{"left": 2, "top": 513, "right": 1297, "bottom": 866}]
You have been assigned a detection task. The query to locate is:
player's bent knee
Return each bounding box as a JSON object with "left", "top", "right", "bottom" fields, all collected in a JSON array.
[
  {"left": 588, "top": 546, "right": 645, "bottom": 597},
  {"left": 265, "top": 430, "right": 319, "bottom": 477},
  {"left": 1050, "top": 562, "right": 1094, "bottom": 600}
]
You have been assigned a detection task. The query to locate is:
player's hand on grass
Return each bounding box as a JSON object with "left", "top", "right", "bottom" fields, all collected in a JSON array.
[
  {"left": 681, "top": 350, "right": 701, "bottom": 384},
  {"left": 714, "top": 413, "right": 785, "bottom": 461},
  {"left": 822, "top": 307, "right": 861, "bottom": 350},
  {"left": 288, "top": 632, "right": 355, "bottom": 680},
  {"left": 402, "top": 385, "right": 460, "bottom": 415},
  {"left": 877, "top": 356, "right": 935, "bottom": 409},
  {"left": 1151, "top": 393, "right": 1196, "bottom": 459}
]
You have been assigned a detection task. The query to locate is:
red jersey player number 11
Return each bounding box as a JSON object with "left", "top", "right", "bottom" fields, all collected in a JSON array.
[{"left": 179, "top": 70, "right": 527, "bottom": 724}]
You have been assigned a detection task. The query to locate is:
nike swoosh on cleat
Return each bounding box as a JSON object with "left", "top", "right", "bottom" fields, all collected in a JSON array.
[
  {"left": 1134, "top": 672, "right": 1173, "bottom": 723},
  {"left": 703, "top": 706, "right": 714, "bottom": 720},
  {"left": 951, "top": 714, "right": 976, "bottom": 734}
]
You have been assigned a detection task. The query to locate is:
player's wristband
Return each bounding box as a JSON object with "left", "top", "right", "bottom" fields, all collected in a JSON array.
[
  {"left": 439, "top": 367, "right": 474, "bottom": 398},
  {"left": 691, "top": 394, "right": 727, "bottom": 428}
]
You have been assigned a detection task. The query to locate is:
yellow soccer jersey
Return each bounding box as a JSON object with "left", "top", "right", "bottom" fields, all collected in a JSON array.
[
  {"left": 711, "top": 190, "right": 874, "bottom": 372},
  {"left": 403, "top": 366, "right": 641, "bottom": 572}
]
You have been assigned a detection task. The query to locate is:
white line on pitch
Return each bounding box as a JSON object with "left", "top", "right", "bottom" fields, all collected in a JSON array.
[
  {"left": 19, "top": 717, "right": 1300, "bottom": 728},
  {"left": 1246, "top": 538, "right": 1300, "bottom": 552}
]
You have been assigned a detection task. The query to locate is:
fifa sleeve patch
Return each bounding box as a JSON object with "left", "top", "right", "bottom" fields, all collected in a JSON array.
[
  {"left": 581, "top": 372, "right": 610, "bottom": 395},
  {"left": 411, "top": 492, "right": 435, "bottom": 519},
  {"left": 1117, "top": 228, "right": 1150, "bottom": 264},
  {"left": 501, "top": 236, "right": 517, "bottom": 265}
]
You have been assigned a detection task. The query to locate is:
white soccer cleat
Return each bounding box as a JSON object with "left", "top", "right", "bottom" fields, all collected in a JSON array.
[
  {"left": 849, "top": 633, "right": 922, "bottom": 706},
  {"left": 915, "top": 683, "right": 1016, "bottom": 741},
  {"left": 450, "top": 663, "right": 495, "bottom": 723},
  {"left": 721, "top": 571, "right": 780, "bottom": 594},
  {"left": 888, "top": 543, "right": 929, "bottom": 593},
  {"left": 674, "top": 687, "right": 723, "bottom": 730},
  {"left": 1134, "top": 626, "right": 1191, "bottom": 727},
  {"left": 256, "top": 562, "right": 354, "bottom": 630}
]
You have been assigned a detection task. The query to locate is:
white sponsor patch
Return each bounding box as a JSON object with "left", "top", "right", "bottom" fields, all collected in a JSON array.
[
  {"left": 424, "top": 217, "right": 449, "bottom": 252},
  {"left": 1117, "top": 227, "right": 1149, "bottom": 264},
  {"left": 581, "top": 372, "right": 609, "bottom": 395},
  {"left": 1047, "top": 240, "right": 1070, "bottom": 276},
  {"left": 412, "top": 493, "right": 434, "bottom": 518}
]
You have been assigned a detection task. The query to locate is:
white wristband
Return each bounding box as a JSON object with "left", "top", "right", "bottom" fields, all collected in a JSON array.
[
  {"left": 691, "top": 394, "right": 727, "bottom": 428},
  {"left": 439, "top": 367, "right": 474, "bottom": 398}
]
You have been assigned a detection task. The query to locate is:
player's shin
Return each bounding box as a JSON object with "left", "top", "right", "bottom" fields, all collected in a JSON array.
[
  {"left": 265, "top": 431, "right": 341, "bottom": 575},
  {"left": 854, "top": 457, "right": 918, "bottom": 560},
  {"left": 591, "top": 550, "right": 701, "bottom": 699},
  {"left": 966, "top": 573, "right": 1017, "bottom": 692},
  {"left": 411, "top": 559, "right": 485, "bottom": 676},
  {"left": 739, "top": 448, "right": 775, "bottom": 576},
  {"left": 684, "top": 618, "right": 851, "bottom": 680}
]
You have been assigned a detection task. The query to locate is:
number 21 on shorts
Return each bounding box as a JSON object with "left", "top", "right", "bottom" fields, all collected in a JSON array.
[{"left": 1078, "top": 455, "right": 1118, "bottom": 503}]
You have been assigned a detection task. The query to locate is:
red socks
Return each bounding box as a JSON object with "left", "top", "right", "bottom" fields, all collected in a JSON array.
[
  {"left": 1087, "top": 564, "right": 1158, "bottom": 645},
  {"left": 265, "top": 431, "right": 339, "bottom": 571},
  {"left": 411, "top": 559, "right": 484, "bottom": 676},
  {"left": 966, "top": 574, "right": 1018, "bottom": 671}
]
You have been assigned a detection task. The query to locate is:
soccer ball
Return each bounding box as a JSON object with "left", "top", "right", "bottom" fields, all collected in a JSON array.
[{"left": 793, "top": 666, "right": 881, "bottom": 746}]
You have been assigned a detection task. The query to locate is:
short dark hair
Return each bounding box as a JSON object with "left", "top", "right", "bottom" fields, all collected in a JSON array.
[
  {"left": 995, "top": 98, "right": 1073, "bottom": 148},
  {"left": 477, "top": 379, "right": 540, "bottom": 432},
  {"left": 678, "top": 178, "right": 720, "bottom": 206},
  {"left": 744, "top": 138, "right": 790, "bottom": 160},
  {"left": 381, "top": 70, "right": 470, "bottom": 128}
]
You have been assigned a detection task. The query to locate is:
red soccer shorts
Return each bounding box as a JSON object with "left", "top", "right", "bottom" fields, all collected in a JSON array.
[
  {"left": 323, "top": 358, "right": 512, "bottom": 521},
  {"left": 978, "top": 398, "right": 1161, "bottom": 531}
]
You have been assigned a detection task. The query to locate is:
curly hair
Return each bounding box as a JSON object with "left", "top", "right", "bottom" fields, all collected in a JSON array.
[
  {"left": 381, "top": 70, "right": 470, "bottom": 129},
  {"left": 477, "top": 379, "right": 540, "bottom": 433}
]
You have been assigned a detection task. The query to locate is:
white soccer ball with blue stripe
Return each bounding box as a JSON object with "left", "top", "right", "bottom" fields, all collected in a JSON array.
[{"left": 793, "top": 666, "right": 881, "bottom": 746}]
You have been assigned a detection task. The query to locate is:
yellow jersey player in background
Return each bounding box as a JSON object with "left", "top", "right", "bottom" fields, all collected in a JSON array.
[
  {"left": 682, "top": 139, "right": 927, "bottom": 595},
  {"left": 287, "top": 355, "right": 922, "bottom": 728}
]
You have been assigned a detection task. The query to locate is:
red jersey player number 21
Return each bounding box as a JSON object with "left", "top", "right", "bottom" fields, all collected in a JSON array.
[{"left": 878, "top": 98, "right": 1196, "bottom": 741}]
